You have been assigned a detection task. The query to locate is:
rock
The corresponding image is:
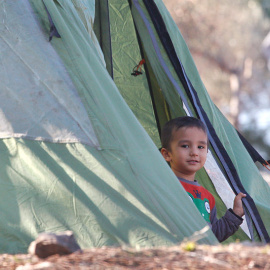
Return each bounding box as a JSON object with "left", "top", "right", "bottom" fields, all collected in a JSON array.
[{"left": 28, "top": 231, "right": 81, "bottom": 258}]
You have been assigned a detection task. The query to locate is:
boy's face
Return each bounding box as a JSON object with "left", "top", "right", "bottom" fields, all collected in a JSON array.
[{"left": 161, "top": 126, "right": 208, "bottom": 181}]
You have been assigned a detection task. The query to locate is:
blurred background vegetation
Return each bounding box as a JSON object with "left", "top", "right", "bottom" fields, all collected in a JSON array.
[{"left": 163, "top": 0, "right": 270, "bottom": 179}]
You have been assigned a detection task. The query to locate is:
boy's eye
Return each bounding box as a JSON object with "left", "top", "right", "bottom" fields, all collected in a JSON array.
[
  {"left": 181, "top": 145, "right": 189, "bottom": 148},
  {"left": 198, "top": 146, "right": 205, "bottom": 149}
]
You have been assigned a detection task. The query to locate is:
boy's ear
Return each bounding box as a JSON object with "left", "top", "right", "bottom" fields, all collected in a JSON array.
[{"left": 161, "top": 148, "right": 172, "bottom": 162}]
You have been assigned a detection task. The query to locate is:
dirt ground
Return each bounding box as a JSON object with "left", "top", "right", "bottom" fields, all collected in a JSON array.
[{"left": 1, "top": 242, "right": 270, "bottom": 270}]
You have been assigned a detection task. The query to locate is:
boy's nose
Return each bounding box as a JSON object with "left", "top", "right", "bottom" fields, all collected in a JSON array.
[{"left": 190, "top": 148, "right": 198, "bottom": 156}]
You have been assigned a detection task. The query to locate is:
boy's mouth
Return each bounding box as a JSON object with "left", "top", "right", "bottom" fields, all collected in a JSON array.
[{"left": 187, "top": 160, "right": 199, "bottom": 164}]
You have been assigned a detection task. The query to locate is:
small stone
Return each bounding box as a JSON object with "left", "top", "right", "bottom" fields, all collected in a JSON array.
[{"left": 28, "top": 231, "right": 81, "bottom": 258}]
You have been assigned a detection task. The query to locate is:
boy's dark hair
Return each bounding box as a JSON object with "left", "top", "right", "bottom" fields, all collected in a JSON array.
[{"left": 161, "top": 116, "right": 207, "bottom": 150}]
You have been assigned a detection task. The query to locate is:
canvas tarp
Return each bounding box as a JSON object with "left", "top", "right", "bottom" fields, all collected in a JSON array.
[{"left": 0, "top": 0, "right": 219, "bottom": 253}]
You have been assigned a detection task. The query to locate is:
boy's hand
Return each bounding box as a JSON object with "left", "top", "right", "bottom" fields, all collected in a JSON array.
[{"left": 233, "top": 192, "right": 246, "bottom": 217}]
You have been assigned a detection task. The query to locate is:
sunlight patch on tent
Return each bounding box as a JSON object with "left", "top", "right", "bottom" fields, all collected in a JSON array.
[{"left": 0, "top": 0, "right": 99, "bottom": 147}]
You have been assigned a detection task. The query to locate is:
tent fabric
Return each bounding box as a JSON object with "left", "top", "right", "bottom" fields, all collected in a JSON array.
[
  {"left": 94, "top": 0, "right": 113, "bottom": 77},
  {"left": 1, "top": 0, "right": 270, "bottom": 254},
  {"left": 131, "top": 0, "right": 270, "bottom": 242},
  {"left": 97, "top": 0, "right": 250, "bottom": 243},
  {"left": 0, "top": 0, "right": 219, "bottom": 253},
  {"left": 108, "top": 0, "right": 161, "bottom": 147},
  {"left": 0, "top": 0, "right": 98, "bottom": 146},
  {"left": 130, "top": 0, "right": 252, "bottom": 243}
]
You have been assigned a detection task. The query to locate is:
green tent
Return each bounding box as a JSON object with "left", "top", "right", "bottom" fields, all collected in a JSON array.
[{"left": 0, "top": 0, "right": 270, "bottom": 253}]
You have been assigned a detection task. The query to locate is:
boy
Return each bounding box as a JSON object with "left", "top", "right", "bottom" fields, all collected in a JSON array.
[{"left": 160, "top": 116, "right": 246, "bottom": 242}]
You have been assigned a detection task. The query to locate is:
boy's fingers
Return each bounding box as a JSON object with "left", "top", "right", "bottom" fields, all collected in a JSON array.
[{"left": 237, "top": 192, "right": 247, "bottom": 199}]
